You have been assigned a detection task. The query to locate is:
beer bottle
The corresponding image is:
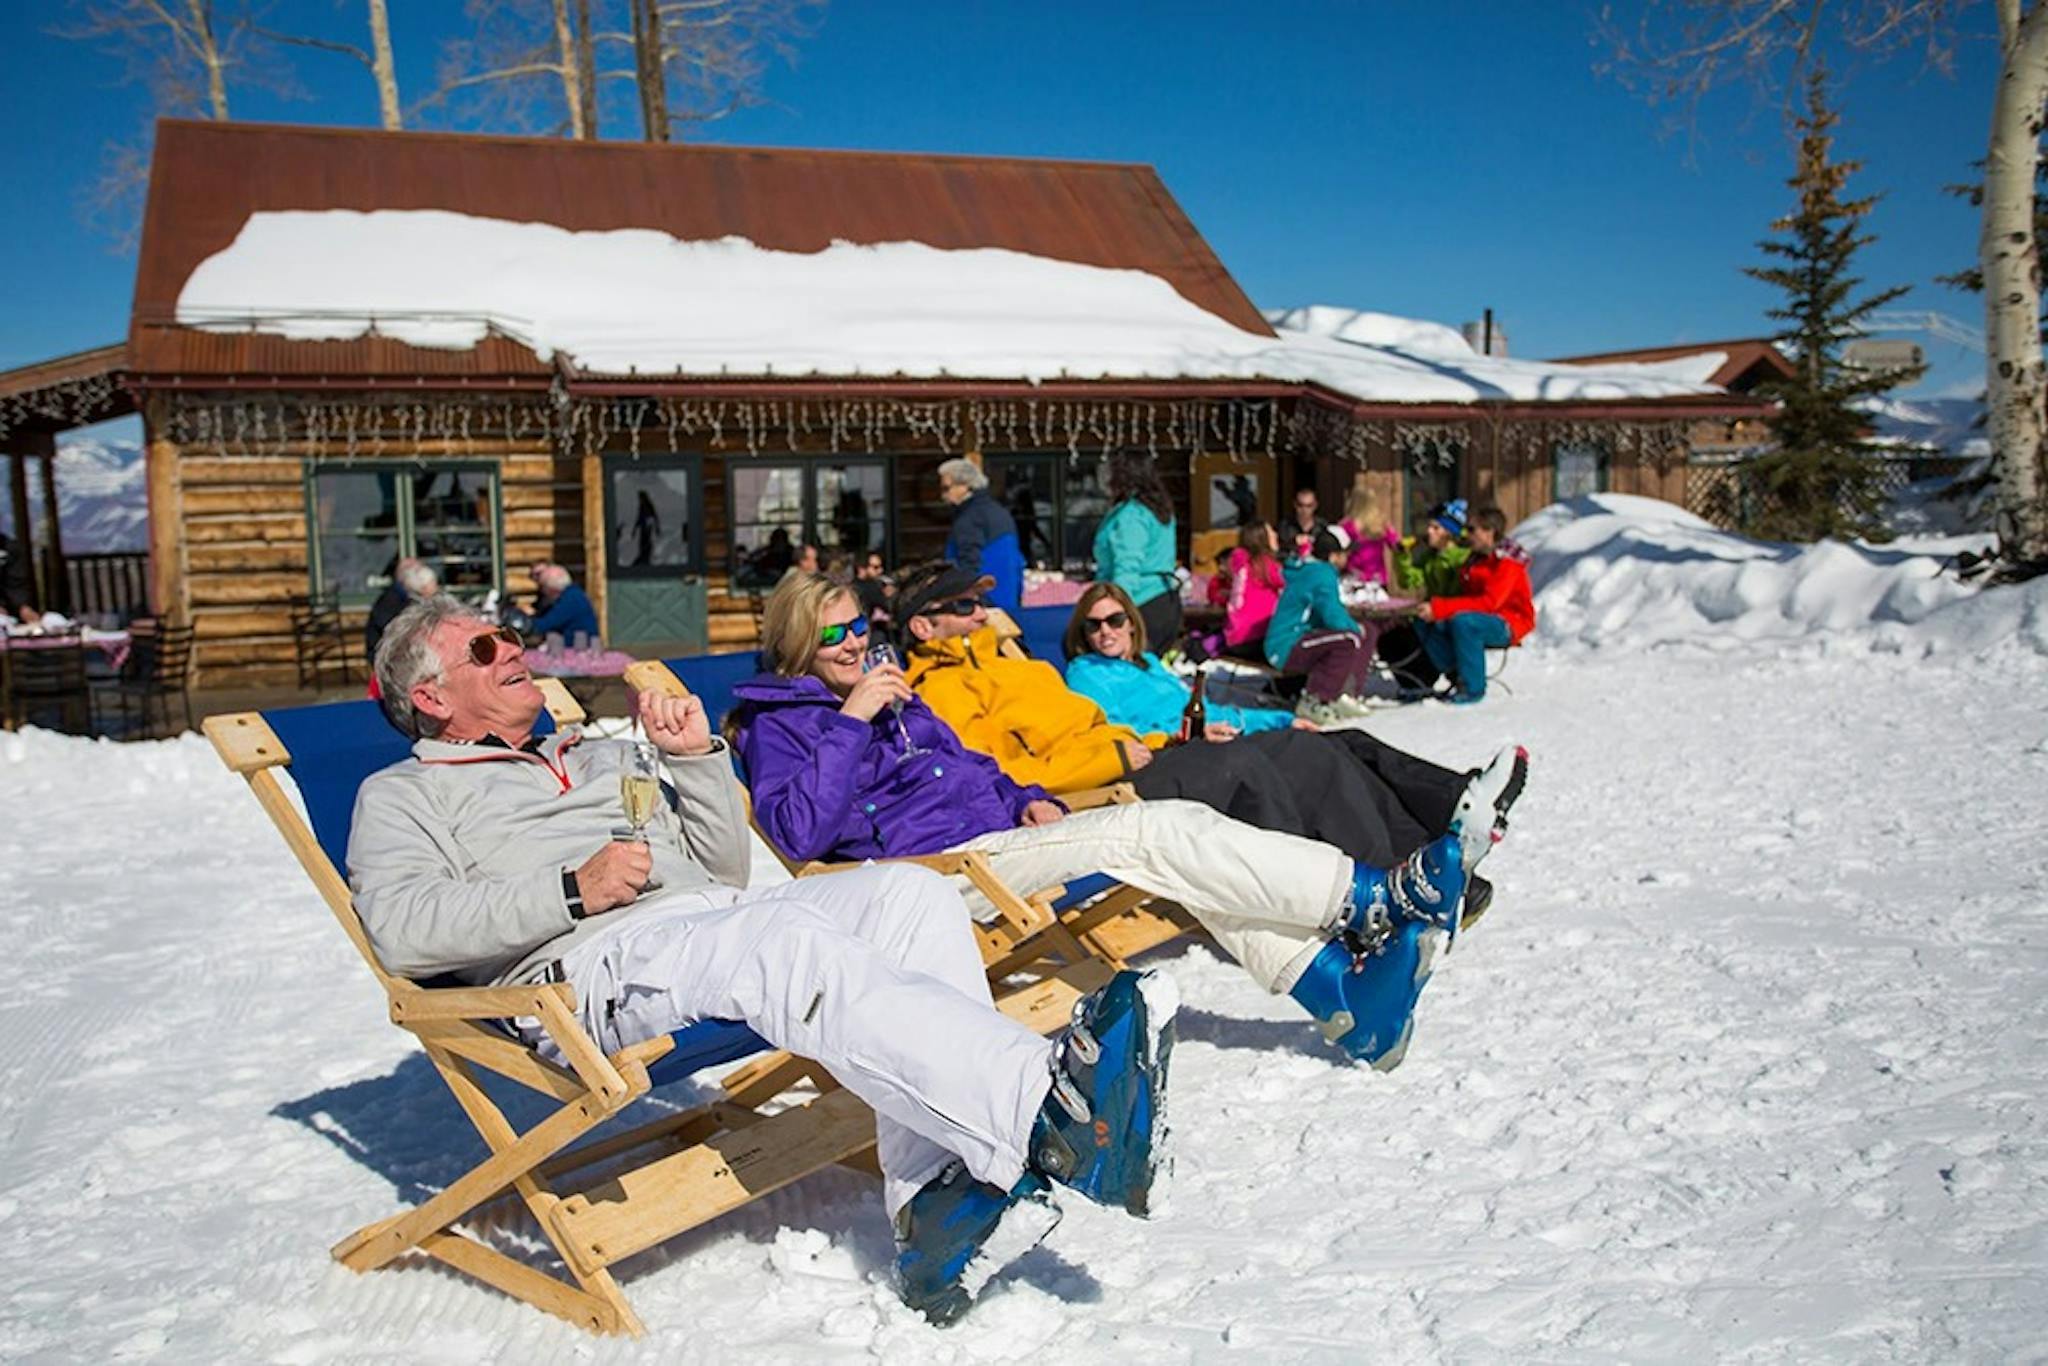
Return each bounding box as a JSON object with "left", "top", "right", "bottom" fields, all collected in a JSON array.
[{"left": 1178, "top": 665, "right": 1208, "bottom": 744}]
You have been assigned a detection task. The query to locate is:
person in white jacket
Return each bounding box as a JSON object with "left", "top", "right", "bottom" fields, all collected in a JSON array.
[{"left": 348, "top": 595, "right": 1175, "bottom": 1325}]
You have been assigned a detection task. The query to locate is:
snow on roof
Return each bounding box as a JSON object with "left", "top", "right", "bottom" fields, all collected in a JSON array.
[
  {"left": 175, "top": 209, "right": 1726, "bottom": 405},
  {"left": 1567, "top": 351, "right": 1730, "bottom": 387}
]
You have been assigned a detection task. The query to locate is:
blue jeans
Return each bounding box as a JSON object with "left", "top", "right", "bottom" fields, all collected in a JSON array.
[{"left": 1415, "top": 613, "right": 1512, "bottom": 698}]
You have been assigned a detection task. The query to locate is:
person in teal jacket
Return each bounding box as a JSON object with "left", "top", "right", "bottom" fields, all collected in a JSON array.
[
  {"left": 1263, "top": 526, "right": 1378, "bottom": 718},
  {"left": 1091, "top": 450, "right": 1182, "bottom": 649}
]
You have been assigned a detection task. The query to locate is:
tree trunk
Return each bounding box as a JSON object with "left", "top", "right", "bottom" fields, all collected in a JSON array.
[
  {"left": 366, "top": 0, "right": 401, "bottom": 130},
  {"left": 187, "top": 0, "right": 229, "bottom": 119},
  {"left": 632, "top": 0, "right": 670, "bottom": 142},
  {"left": 1984, "top": 2, "right": 2048, "bottom": 560},
  {"left": 572, "top": 0, "right": 599, "bottom": 140},
  {"left": 551, "top": 0, "right": 588, "bottom": 138}
]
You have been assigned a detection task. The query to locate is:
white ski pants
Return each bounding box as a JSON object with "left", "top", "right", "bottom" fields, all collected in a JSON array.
[
  {"left": 535, "top": 862, "right": 1054, "bottom": 1217},
  {"left": 956, "top": 798, "right": 1353, "bottom": 992}
]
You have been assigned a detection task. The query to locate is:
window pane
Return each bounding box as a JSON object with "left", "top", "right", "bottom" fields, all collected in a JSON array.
[
  {"left": 732, "top": 464, "right": 805, "bottom": 588},
  {"left": 1403, "top": 441, "right": 1463, "bottom": 534},
  {"left": 991, "top": 458, "right": 1057, "bottom": 567},
  {"left": 409, "top": 468, "right": 496, "bottom": 593},
  {"left": 1063, "top": 452, "right": 1110, "bottom": 573},
  {"left": 612, "top": 466, "right": 695, "bottom": 571},
  {"left": 816, "top": 463, "right": 887, "bottom": 559},
  {"left": 311, "top": 470, "right": 400, "bottom": 600},
  {"left": 1555, "top": 443, "right": 1606, "bottom": 500}
]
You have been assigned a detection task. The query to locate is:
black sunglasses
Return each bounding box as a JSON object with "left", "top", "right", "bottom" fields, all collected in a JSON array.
[
  {"left": 919, "top": 596, "right": 986, "bottom": 618},
  {"left": 1083, "top": 610, "right": 1131, "bottom": 633}
]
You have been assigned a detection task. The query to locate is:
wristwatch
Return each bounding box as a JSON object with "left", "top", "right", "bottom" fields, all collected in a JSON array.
[{"left": 562, "top": 867, "right": 588, "bottom": 920}]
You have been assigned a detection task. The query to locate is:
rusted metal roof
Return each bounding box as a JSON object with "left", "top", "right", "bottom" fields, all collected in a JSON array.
[
  {"left": 1551, "top": 339, "right": 1795, "bottom": 393},
  {"left": 130, "top": 119, "right": 1273, "bottom": 383}
]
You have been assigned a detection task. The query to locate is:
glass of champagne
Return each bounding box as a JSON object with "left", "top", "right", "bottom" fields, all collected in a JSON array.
[
  {"left": 862, "top": 641, "right": 925, "bottom": 759},
  {"left": 617, "top": 740, "right": 664, "bottom": 890}
]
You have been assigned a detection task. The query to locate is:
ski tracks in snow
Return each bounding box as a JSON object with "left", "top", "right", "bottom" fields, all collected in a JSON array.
[{"left": 2, "top": 646, "right": 2046, "bottom": 1362}]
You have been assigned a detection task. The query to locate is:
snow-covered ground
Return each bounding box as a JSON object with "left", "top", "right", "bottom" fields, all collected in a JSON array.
[{"left": 4, "top": 500, "right": 2046, "bottom": 1361}]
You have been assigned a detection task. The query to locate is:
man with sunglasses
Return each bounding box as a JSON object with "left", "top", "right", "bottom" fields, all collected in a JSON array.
[{"left": 348, "top": 595, "right": 1175, "bottom": 1326}]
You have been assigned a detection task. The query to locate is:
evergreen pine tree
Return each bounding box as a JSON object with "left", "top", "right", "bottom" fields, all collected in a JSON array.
[{"left": 1742, "top": 67, "right": 1923, "bottom": 543}]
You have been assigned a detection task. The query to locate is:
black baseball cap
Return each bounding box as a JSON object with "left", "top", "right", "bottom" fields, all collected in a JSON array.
[{"left": 894, "top": 562, "right": 997, "bottom": 620}]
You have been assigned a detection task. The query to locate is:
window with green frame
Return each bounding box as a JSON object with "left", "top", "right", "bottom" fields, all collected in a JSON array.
[{"left": 306, "top": 461, "right": 503, "bottom": 604}]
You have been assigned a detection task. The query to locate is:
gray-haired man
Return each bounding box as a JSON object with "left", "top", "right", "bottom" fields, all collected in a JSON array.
[{"left": 349, "top": 596, "right": 1173, "bottom": 1324}]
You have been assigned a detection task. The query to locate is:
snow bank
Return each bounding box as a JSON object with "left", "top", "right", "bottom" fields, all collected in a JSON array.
[
  {"left": 1518, "top": 492, "right": 2047, "bottom": 656},
  {"left": 175, "top": 209, "right": 1722, "bottom": 405}
]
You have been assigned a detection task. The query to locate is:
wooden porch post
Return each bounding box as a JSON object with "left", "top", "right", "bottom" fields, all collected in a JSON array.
[
  {"left": 581, "top": 448, "right": 607, "bottom": 640},
  {"left": 35, "top": 438, "right": 65, "bottom": 614},
  {"left": 7, "top": 446, "right": 34, "bottom": 606}
]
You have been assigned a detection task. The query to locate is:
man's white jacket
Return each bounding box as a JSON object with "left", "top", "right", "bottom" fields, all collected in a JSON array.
[{"left": 347, "top": 728, "right": 751, "bottom": 986}]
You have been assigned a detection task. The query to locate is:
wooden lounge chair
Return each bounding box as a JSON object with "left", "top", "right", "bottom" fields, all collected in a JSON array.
[{"left": 204, "top": 678, "right": 1108, "bottom": 1336}]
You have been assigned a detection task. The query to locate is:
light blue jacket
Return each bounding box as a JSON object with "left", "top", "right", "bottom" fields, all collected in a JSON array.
[
  {"left": 1264, "top": 559, "right": 1360, "bottom": 669},
  {"left": 1092, "top": 501, "right": 1177, "bottom": 607},
  {"left": 1065, "top": 651, "right": 1293, "bottom": 738}
]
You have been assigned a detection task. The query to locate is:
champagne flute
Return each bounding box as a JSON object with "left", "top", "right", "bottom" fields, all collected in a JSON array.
[
  {"left": 616, "top": 740, "right": 664, "bottom": 890},
  {"left": 862, "top": 641, "right": 925, "bottom": 759}
]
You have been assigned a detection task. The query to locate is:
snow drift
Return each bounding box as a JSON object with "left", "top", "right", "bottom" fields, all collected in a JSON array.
[{"left": 1517, "top": 493, "right": 2047, "bottom": 656}]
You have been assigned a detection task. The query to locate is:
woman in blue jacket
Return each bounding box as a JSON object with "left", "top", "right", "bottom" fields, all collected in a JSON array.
[
  {"left": 1063, "top": 582, "right": 1527, "bottom": 883},
  {"left": 1264, "top": 525, "right": 1378, "bottom": 719},
  {"left": 1092, "top": 450, "right": 1182, "bottom": 649}
]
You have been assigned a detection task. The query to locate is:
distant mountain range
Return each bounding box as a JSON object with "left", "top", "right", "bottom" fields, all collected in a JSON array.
[
  {"left": 15, "top": 435, "right": 149, "bottom": 554},
  {"left": 1859, "top": 395, "right": 1989, "bottom": 460}
]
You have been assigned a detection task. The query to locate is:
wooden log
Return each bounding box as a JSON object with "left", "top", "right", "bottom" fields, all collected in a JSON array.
[
  {"left": 183, "top": 486, "right": 302, "bottom": 516},
  {"left": 188, "top": 572, "right": 313, "bottom": 606},
  {"left": 187, "top": 543, "right": 308, "bottom": 574},
  {"left": 186, "top": 515, "right": 307, "bottom": 545},
  {"left": 147, "top": 409, "right": 187, "bottom": 624}
]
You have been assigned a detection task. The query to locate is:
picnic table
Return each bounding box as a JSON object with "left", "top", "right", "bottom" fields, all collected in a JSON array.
[
  {"left": 1347, "top": 594, "right": 1423, "bottom": 624},
  {"left": 523, "top": 642, "right": 640, "bottom": 713}
]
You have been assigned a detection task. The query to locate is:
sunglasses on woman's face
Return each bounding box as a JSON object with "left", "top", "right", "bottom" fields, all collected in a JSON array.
[
  {"left": 920, "top": 596, "right": 985, "bottom": 619},
  {"left": 1084, "top": 610, "right": 1131, "bottom": 634},
  {"left": 461, "top": 626, "right": 522, "bottom": 667},
  {"left": 818, "top": 615, "right": 871, "bottom": 648}
]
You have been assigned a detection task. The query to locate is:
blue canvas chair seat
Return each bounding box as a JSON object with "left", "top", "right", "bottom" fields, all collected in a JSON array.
[{"left": 206, "top": 681, "right": 1109, "bottom": 1336}]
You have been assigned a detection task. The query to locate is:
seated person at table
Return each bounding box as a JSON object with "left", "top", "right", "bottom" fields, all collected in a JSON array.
[
  {"left": 895, "top": 561, "right": 1520, "bottom": 874},
  {"left": 1211, "top": 520, "right": 1285, "bottom": 661},
  {"left": 0, "top": 531, "right": 40, "bottom": 625},
  {"left": 731, "top": 572, "right": 1478, "bottom": 1070},
  {"left": 364, "top": 557, "right": 438, "bottom": 664},
  {"left": 1379, "top": 500, "right": 1473, "bottom": 693},
  {"left": 1265, "top": 526, "right": 1378, "bottom": 722},
  {"left": 1064, "top": 582, "right": 1527, "bottom": 902},
  {"left": 1413, "top": 505, "right": 1534, "bottom": 706},
  {"left": 1339, "top": 486, "right": 1402, "bottom": 587},
  {"left": 528, "top": 563, "right": 600, "bottom": 644},
  {"left": 351, "top": 595, "right": 1172, "bottom": 1325}
]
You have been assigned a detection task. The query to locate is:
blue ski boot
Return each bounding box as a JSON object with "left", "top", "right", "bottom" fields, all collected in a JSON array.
[
  {"left": 894, "top": 1164, "right": 1062, "bottom": 1326},
  {"left": 1287, "top": 922, "right": 1438, "bottom": 1070},
  {"left": 1350, "top": 832, "right": 1469, "bottom": 944},
  {"left": 1028, "top": 968, "right": 1178, "bottom": 1217}
]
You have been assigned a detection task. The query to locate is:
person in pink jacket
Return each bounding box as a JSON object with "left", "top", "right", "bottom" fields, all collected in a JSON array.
[
  {"left": 1339, "top": 487, "right": 1403, "bottom": 587},
  {"left": 1218, "top": 520, "right": 1287, "bottom": 657}
]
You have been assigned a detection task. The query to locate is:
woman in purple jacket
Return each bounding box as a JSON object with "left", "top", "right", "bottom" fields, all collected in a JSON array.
[{"left": 728, "top": 573, "right": 1510, "bottom": 1071}]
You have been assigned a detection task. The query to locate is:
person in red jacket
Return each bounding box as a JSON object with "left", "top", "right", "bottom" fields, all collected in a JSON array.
[{"left": 1413, "top": 505, "right": 1534, "bottom": 705}]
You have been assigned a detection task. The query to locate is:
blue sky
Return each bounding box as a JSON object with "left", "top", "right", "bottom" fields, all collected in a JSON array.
[{"left": 0, "top": 1, "right": 1998, "bottom": 397}]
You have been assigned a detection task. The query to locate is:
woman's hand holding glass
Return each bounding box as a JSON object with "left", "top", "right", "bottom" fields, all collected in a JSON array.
[{"left": 838, "top": 661, "right": 913, "bottom": 723}]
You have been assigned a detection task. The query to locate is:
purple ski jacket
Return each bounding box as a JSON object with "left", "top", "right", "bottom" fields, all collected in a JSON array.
[{"left": 730, "top": 672, "right": 1057, "bottom": 864}]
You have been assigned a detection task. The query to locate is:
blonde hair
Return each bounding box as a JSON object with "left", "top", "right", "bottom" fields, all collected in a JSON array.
[
  {"left": 761, "top": 571, "right": 855, "bottom": 677},
  {"left": 1344, "top": 485, "right": 1386, "bottom": 538}
]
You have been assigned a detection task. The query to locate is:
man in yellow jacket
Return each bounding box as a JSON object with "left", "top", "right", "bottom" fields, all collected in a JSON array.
[{"left": 897, "top": 565, "right": 1152, "bottom": 793}]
